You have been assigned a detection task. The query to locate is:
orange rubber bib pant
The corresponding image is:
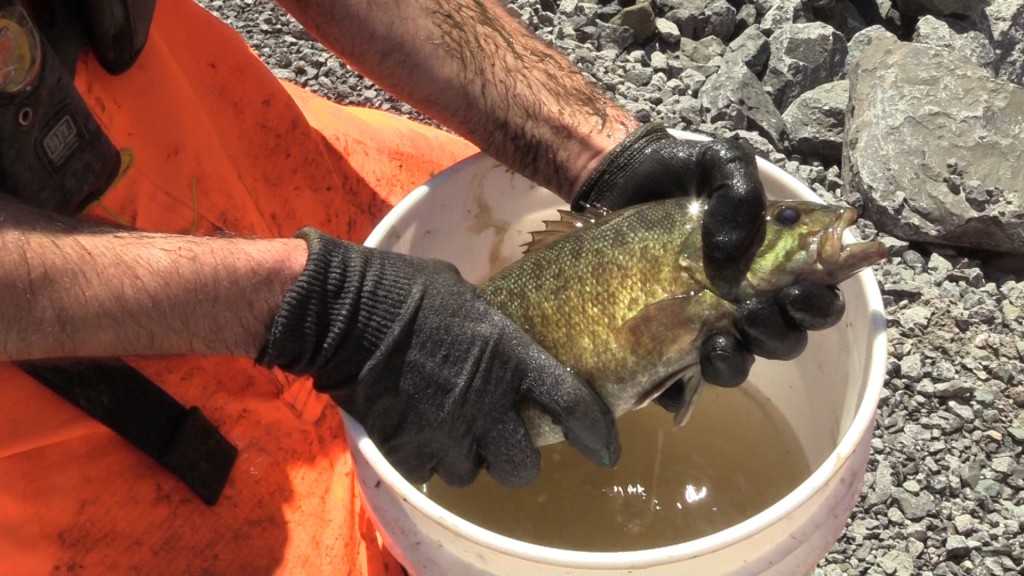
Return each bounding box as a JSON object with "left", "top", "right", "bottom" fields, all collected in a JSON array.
[{"left": 0, "top": 1, "right": 477, "bottom": 573}]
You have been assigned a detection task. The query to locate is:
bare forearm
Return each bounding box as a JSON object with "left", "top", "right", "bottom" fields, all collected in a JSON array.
[
  {"left": 0, "top": 199, "right": 305, "bottom": 361},
  {"left": 277, "top": 0, "right": 639, "bottom": 199}
]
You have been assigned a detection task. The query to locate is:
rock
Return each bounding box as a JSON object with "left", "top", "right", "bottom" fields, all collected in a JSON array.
[
  {"left": 912, "top": 16, "right": 995, "bottom": 71},
  {"left": 679, "top": 36, "right": 727, "bottom": 63},
  {"left": 865, "top": 458, "right": 896, "bottom": 507},
  {"left": 946, "top": 534, "right": 971, "bottom": 558},
  {"left": 655, "top": 17, "right": 681, "bottom": 44},
  {"left": 764, "top": 22, "right": 848, "bottom": 112},
  {"left": 991, "top": 456, "right": 1016, "bottom": 475},
  {"left": 845, "top": 24, "right": 899, "bottom": 76},
  {"left": 735, "top": 3, "right": 758, "bottom": 33},
  {"left": 844, "top": 40, "right": 1024, "bottom": 255},
  {"left": 932, "top": 380, "right": 974, "bottom": 398},
  {"left": 725, "top": 25, "right": 771, "bottom": 77},
  {"left": 610, "top": 2, "right": 657, "bottom": 43},
  {"left": 700, "top": 59, "right": 788, "bottom": 148},
  {"left": 663, "top": 0, "right": 703, "bottom": 40},
  {"left": 975, "top": 478, "right": 1004, "bottom": 497},
  {"left": 878, "top": 549, "right": 915, "bottom": 576},
  {"left": 894, "top": 0, "right": 980, "bottom": 16},
  {"left": 782, "top": 79, "right": 848, "bottom": 165},
  {"left": 893, "top": 487, "right": 937, "bottom": 520},
  {"left": 591, "top": 21, "right": 636, "bottom": 51},
  {"left": 896, "top": 306, "right": 932, "bottom": 329},
  {"left": 703, "top": 0, "right": 737, "bottom": 42},
  {"left": 761, "top": 0, "right": 814, "bottom": 37},
  {"left": 986, "top": 0, "right": 1024, "bottom": 86}
]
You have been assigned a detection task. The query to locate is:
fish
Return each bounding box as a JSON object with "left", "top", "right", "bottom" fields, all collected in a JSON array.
[{"left": 478, "top": 197, "right": 888, "bottom": 447}]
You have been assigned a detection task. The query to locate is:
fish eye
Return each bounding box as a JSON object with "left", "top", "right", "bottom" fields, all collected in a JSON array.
[{"left": 772, "top": 205, "right": 801, "bottom": 227}]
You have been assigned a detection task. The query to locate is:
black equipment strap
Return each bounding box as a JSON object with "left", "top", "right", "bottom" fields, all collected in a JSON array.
[{"left": 18, "top": 359, "right": 238, "bottom": 506}]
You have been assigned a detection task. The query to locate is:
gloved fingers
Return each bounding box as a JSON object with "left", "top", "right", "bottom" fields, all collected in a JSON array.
[
  {"left": 778, "top": 283, "right": 845, "bottom": 331},
  {"left": 478, "top": 412, "right": 541, "bottom": 488},
  {"left": 734, "top": 296, "right": 809, "bottom": 361},
  {"left": 434, "top": 436, "right": 483, "bottom": 487},
  {"left": 384, "top": 435, "right": 441, "bottom": 485},
  {"left": 698, "top": 139, "right": 767, "bottom": 265},
  {"left": 699, "top": 332, "right": 753, "bottom": 387},
  {"left": 520, "top": 350, "right": 620, "bottom": 469}
]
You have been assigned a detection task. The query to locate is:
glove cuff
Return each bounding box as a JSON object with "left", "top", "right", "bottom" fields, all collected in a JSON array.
[
  {"left": 256, "top": 228, "right": 416, "bottom": 390},
  {"left": 571, "top": 122, "right": 675, "bottom": 212}
]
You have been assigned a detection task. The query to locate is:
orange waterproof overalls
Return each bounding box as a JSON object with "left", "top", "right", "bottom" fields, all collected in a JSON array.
[{"left": 0, "top": 1, "right": 477, "bottom": 573}]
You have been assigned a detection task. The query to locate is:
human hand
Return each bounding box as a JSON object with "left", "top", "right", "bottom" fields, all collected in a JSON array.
[
  {"left": 257, "top": 228, "right": 619, "bottom": 488},
  {"left": 572, "top": 123, "right": 845, "bottom": 389}
]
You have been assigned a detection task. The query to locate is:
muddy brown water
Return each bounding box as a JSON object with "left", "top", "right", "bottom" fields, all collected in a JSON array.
[{"left": 421, "top": 383, "right": 812, "bottom": 552}]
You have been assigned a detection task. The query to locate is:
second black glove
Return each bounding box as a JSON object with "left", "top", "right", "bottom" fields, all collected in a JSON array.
[{"left": 257, "top": 228, "right": 620, "bottom": 488}]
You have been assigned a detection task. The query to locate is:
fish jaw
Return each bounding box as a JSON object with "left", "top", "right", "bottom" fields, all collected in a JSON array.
[{"left": 815, "top": 207, "right": 888, "bottom": 284}]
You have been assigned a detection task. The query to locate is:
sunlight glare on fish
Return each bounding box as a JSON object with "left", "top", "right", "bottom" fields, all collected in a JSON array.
[{"left": 687, "top": 199, "right": 704, "bottom": 217}]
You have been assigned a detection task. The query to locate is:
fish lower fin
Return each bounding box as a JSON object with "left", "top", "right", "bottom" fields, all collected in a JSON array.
[
  {"left": 617, "top": 290, "right": 731, "bottom": 427},
  {"left": 672, "top": 367, "right": 706, "bottom": 428}
]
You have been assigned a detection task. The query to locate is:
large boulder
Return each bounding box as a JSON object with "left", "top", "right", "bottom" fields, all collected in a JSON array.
[{"left": 844, "top": 39, "right": 1024, "bottom": 255}]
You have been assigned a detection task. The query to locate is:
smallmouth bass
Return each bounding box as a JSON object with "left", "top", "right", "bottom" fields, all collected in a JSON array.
[{"left": 478, "top": 197, "right": 887, "bottom": 446}]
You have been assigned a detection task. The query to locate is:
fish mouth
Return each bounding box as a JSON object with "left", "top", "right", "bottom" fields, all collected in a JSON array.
[{"left": 818, "top": 208, "right": 889, "bottom": 274}]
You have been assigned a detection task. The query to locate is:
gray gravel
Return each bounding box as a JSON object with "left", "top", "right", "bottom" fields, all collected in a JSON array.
[{"left": 197, "top": 1, "right": 1024, "bottom": 574}]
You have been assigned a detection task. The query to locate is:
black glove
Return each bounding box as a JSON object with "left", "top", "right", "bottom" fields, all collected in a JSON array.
[
  {"left": 573, "top": 123, "right": 845, "bottom": 392},
  {"left": 257, "top": 229, "right": 619, "bottom": 488}
]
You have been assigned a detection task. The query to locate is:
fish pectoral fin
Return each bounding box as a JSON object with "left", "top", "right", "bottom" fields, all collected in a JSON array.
[
  {"left": 615, "top": 291, "right": 706, "bottom": 360},
  {"left": 522, "top": 205, "right": 612, "bottom": 254}
]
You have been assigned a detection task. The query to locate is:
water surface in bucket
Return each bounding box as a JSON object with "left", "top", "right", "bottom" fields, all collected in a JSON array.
[{"left": 421, "top": 382, "right": 811, "bottom": 551}]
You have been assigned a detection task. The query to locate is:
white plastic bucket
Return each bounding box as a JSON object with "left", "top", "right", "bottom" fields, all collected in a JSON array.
[{"left": 350, "top": 132, "right": 887, "bottom": 575}]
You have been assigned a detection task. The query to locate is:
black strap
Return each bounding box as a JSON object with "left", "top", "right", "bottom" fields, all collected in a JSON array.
[{"left": 18, "top": 359, "right": 238, "bottom": 506}]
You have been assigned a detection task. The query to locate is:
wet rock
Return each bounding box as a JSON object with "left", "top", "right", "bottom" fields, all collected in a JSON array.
[
  {"left": 844, "top": 40, "right": 1024, "bottom": 254},
  {"left": 782, "top": 79, "right": 848, "bottom": 165},
  {"left": 764, "top": 22, "right": 848, "bottom": 112}
]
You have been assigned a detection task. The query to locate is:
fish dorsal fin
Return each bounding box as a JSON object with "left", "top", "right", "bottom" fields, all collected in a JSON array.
[{"left": 523, "top": 204, "right": 611, "bottom": 254}]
